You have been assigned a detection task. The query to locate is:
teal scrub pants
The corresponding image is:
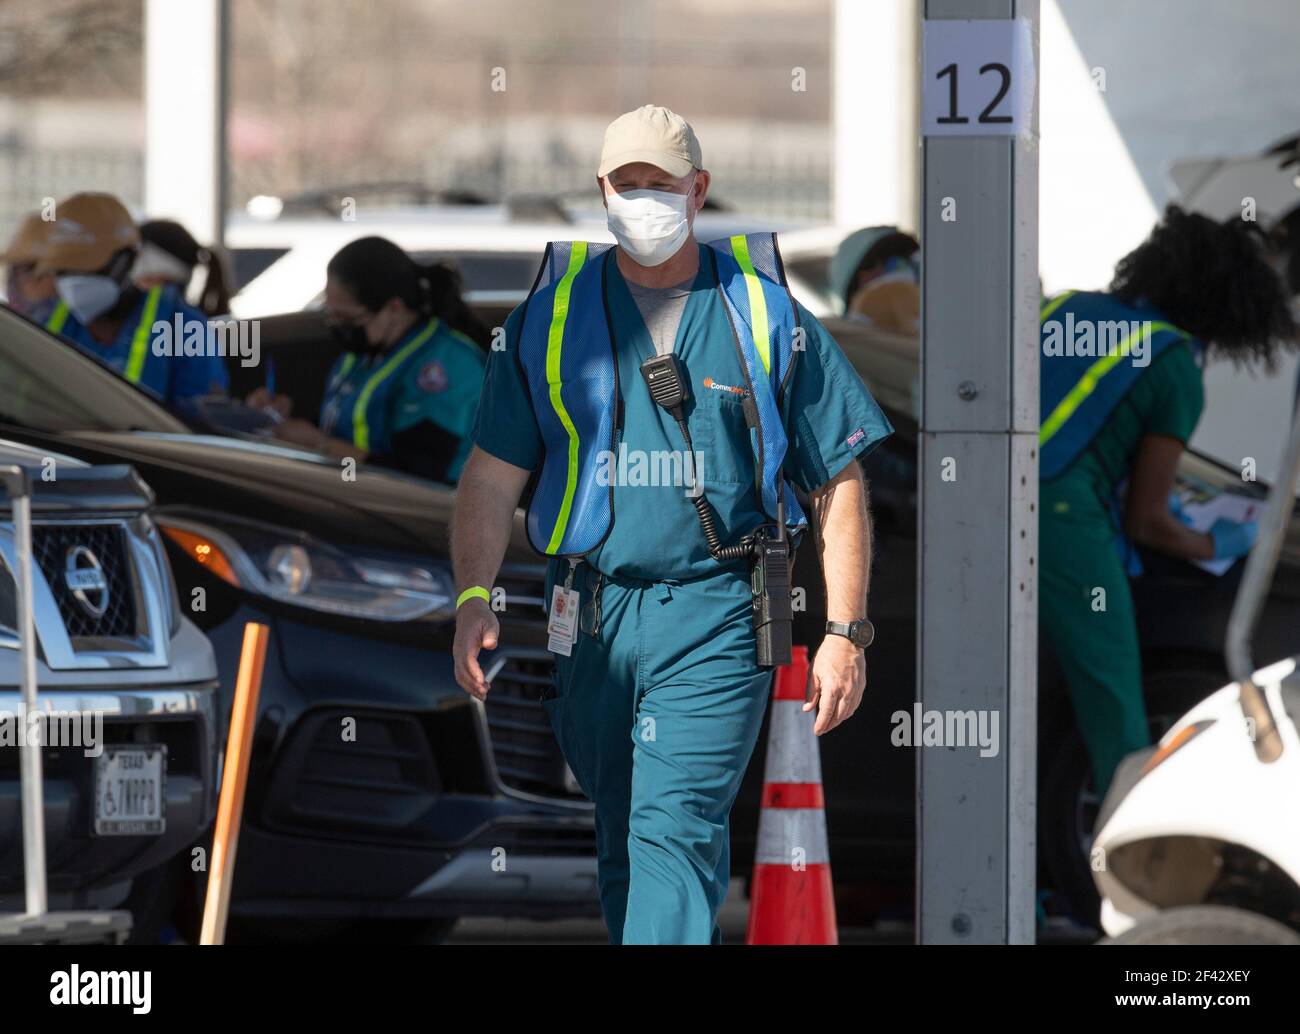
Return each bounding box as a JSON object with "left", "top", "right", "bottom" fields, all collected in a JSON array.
[
  {"left": 1039, "top": 476, "right": 1149, "bottom": 799},
  {"left": 543, "top": 561, "right": 773, "bottom": 944}
]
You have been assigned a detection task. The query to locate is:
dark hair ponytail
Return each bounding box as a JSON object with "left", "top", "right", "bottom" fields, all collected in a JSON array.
[
  {"left": 1110, "top": 204, "right": 1296, "bottom": 368},
  {"left": 195, "top": 245, "right": 232, "bottom": 317},
  {"left": 416, "top": 261, "right": 491, "bottom": 350},
  {"left": 327, "top": 236, "right": 490, "bottom": 350}
]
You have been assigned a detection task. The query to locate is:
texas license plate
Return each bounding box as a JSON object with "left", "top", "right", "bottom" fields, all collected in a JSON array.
[{"left": 94, "top": 745, "right": 166, "bottom": 836}]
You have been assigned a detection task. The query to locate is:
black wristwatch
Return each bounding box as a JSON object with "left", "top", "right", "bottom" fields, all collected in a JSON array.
[{"left": 826, "top": 618, "right": 875, "bottom": 648}]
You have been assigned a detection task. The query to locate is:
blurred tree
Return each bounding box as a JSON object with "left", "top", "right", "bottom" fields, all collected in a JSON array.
[{"left": 0, "top": 0, "right": 142, "bottom": 97}]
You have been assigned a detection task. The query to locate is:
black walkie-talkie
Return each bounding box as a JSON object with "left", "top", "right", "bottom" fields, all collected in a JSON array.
[
  {"left": 640, "top": 354, "right": 728, "bottom": 556},
  {"left": 640, "top": 353, "right": 689, "bottom": 412}
]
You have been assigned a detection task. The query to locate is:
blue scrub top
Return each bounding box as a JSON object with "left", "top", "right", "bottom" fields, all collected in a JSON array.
[
  {"left": 51, "top": 286, "right": 229, "bottom": 405},
  {"left": 319, "top": 315, "right": 486, "bottom": 482},
  {"left": 472, "top": 242, "right": 894, "bottom": 581}
]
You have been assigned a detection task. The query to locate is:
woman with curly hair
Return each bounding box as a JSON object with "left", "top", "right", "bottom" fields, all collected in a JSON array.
[{"left": 1038, "top": 204, "right": 1295, "bottom": 798}]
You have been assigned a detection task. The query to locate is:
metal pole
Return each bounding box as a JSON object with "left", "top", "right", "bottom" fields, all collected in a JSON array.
[
  {"left": 917, "top": 0, "right": 1040, "bottom": 944},
  {"left": 0, "top": 466, "right": 46, "bottom": 917},
  {"left": 833, "top": 0, "right": 920, "bottom": 233},
  {"left": 144, "top": 0, "right": 229, "bottom": 247},
  {"left": 1223, "top": 401, "right": 1300, "bottom": 764}
]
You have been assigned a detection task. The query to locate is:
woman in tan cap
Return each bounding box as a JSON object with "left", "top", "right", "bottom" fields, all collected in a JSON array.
[
  {"left": 1, "top": 212, "right": 58, "bottom": 320},
  {"left": 38, "top": 192, "right": 229, "bottom": 405}
]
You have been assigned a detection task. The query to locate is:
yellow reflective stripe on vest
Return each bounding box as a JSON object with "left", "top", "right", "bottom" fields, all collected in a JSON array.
[
  {"left": 125, "top": 287, "right": 164, "bottom": 383},
  {"left": 45, "top": 300, "right": 69, "bottom": 334},
  {"left": 544, "top": 243, "right": 588, "bottom": 554},
  {"left": 1038, "top": 320, "right": 1184, "bottom": 446},
  {"left": 352, "top": 318, "right": 440, "bottom": 452},
  {"left": 730, "top": 234, "right": 771, "bottom": 375},
  {"left": 1039, "top": 289, "right": 1076, "bottom": 323}
]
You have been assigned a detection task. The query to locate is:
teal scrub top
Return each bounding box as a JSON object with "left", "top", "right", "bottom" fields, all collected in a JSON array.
[
  {"left": 472, "top": 243, "right": 894, "bottom": 581},
  {"left": 1050, "top": 342, "right": 1204, "bottom": 519},
  {"left": 320, "top": 315, "right": 486, "bottom": 482}
]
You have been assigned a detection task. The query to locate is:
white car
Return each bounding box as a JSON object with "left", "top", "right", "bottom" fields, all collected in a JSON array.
[
  {"left": 224, "top": 196, "right": 831, "bottom": 321},
  {"left": 1091, "top": 402, "right": 1300, "bottom": 944}
]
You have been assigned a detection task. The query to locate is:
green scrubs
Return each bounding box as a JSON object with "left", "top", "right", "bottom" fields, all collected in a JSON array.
[
  {"left": 1039, "top": 342, "right": 1203, "bottom": 797},
  {"left": 473, "top": 243, "right": 893, "bottom": 942},
  {"left": 320, "top": 316, "right": 485, "bottom": 481}
]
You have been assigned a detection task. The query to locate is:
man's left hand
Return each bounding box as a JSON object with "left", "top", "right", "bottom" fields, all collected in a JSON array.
[{"left": 804, "top": 634, "right": 866, "bottom": 735}]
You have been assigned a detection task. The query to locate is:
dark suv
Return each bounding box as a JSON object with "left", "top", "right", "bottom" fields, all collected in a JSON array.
[{"left": 0, "top": 305, "right": 594, "bottom": 941}]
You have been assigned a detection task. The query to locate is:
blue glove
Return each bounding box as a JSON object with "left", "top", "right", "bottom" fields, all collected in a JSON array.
[
  {"left": 1210, "top": 517, "right": 1258, "bottom": 560},
  {"left": 1168, "top": 492, "right": 1194, "bottom": 527}
]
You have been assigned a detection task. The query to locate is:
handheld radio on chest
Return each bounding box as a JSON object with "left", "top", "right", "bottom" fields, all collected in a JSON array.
[{"left": 639, "top": 353, "right": 793, "bottom": 666}]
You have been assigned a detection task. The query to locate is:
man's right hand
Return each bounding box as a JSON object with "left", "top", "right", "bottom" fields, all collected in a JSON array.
[{"left": 453, "top": 600, "right": 500, "bottom": 700}]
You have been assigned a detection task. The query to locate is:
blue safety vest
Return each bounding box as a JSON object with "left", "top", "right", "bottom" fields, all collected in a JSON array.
[
  {"left": 46, "top": 290, "right": 164, "bottom": 384},
  {"left": 516, "top": 232, "right": 807, "bottom": 557},
  {"left": 1040, "top": 289, "right": 1199, "bottom": 576},
  {"left": 320, "top": 316, "right": 445, "bottom": 454},
  {"left": 45, "top": 286, "right": 227, "bottom": 402},
  {"left": 1039, "top": 290, "right": 1195, "bottom": 480},
  {"left": 42, "top": 299, "right": 69, "bottom": 334}
]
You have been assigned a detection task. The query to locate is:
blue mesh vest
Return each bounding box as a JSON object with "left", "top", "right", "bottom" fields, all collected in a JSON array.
[
  {"left": 516, "top": 232, "right": 808, "bottom": 558},
  {"left": 1039, "top": 290, "right": 1194, "bottom": 480},
  {"left": 1039, "top": 289, "right": 1198, "bottom": 577}
]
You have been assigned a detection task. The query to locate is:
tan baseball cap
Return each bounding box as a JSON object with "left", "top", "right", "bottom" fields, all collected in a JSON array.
[
  {"left": 36, "top": 192, "right": 140, "bottom": 275},
  {"left": 0, "top": 212, "right": 54, "bottom": 266},
  {"left": 597, "top": 105, "right": 702, "bottom": 180}
]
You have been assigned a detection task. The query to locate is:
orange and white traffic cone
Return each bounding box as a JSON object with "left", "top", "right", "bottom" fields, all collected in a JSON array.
[{"left": 746, "top": 645, "right": 838, "bottom": 944}]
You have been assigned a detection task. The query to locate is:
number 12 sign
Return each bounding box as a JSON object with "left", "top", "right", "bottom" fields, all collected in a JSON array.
[{"left": 922, "top": 18, "right": 1036, "bottom": 138}]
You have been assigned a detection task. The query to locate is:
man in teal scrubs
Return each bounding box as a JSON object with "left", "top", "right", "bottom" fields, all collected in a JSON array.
[{"left": 451, "top": 106, "right": 892, "bottom": 944}]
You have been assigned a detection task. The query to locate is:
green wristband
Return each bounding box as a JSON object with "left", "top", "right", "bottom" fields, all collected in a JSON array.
[{"left": 456, "top": 585, "right": 491, "bottom": 610}]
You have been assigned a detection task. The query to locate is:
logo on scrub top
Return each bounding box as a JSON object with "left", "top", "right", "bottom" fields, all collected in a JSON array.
[
  {"left": 702, "top": 377, "right": 746, "bottom": 397},
  {"left": 417, "top": 360, "right": 448, "bottom": 393}
]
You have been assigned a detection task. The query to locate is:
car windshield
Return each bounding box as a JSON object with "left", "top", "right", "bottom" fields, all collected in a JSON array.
[
  {"left": 0, "top": 306, "right": 189, "bottom": 434},
  {"left": 410, "top": 252, "right": 542, "bottom": 294}
]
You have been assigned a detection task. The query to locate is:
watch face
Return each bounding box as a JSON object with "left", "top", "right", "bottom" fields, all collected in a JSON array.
[{"left": 851, "top": 620, "right": 875, "bottom": 647}]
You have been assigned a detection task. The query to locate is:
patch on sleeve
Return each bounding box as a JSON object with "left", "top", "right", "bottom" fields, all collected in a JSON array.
[
  {"left": 846, "top": 427, "right": 866, "bottom": 448},
  {"left": 416, "top": 360, "right": 448, "bottom": 394}
]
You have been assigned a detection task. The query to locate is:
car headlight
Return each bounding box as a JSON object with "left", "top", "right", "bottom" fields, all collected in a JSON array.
[
  {"left": 156, "top": 514, "right": 454, "bottom": 622},
  {"left": 1139, "top": 719, "right": 1214, "bottom": 777}
]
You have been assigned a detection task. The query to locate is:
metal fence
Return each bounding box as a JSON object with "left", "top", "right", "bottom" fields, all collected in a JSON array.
[
  {"left": 0, "top": 138, "right": 830, "bottom": 246},
  {"left": 426, "top": 145, "right": 832, "bottom": 220},
  {"left": 0, "top": 149, "right": 144, "bottom": 243}
]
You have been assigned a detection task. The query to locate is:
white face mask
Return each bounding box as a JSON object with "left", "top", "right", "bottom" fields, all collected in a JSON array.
[
  {"left": 56, "top": 274, "right": 122, "bottom": 324},
  {"left": 132, "top": 241, "right": 194, "bottom": 286},
  {"left": 605, "top": 176, "right": 695, "bottom": 267}
]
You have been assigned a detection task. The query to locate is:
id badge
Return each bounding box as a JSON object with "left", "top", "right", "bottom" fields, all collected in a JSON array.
[{"left": 548, "top": 585, "right": 579, "bottom": 656}]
